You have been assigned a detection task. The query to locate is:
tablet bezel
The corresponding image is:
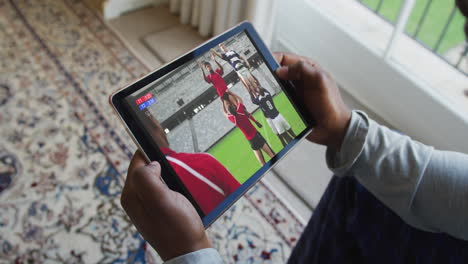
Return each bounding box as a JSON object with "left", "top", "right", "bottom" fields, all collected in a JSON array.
[{"left": 110, "top": 21, "right": 315, "bottom": 227}]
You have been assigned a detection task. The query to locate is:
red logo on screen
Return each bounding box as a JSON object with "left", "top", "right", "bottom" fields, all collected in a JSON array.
[{"left": 136, "top": 93, "right": 153, "bottom": 105}]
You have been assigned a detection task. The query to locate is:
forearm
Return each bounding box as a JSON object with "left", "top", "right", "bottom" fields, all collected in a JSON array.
[
  {"left": 201, "top": 73, "right": 209, "bottom": 83},
  {"left": 235, "top": 96, "right": 242, "bottom": 104},
  {"left": 327, "top": 111, "right": 468, "bottom": 240},
  {"left": 213, "top": 50, "right": 222, "bottom": 58},
  {"left": 215, "top": 62, "right": 223, "bottom": 74},
  {"left": 329, "top": 111, "right": 433, "bottom": 229},
  {"left": 199, "top": 67, "right": 208, "bottom": 83},
  {"left": 242, "top": 57, "right": 250, "bottom": 68},
  {"left": 412, "top": 149, "right": 468, "bottom": 240}
]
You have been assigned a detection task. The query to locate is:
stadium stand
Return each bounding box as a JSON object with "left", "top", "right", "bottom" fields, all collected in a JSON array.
[
  {"left": 145, "top": 33, "right": 283, "bottom": 153},
  {"left": 166, "top": 120, "right": 194, "bottom": 153}
]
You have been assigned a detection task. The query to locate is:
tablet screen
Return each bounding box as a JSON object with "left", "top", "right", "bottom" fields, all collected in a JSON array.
[{"left": 124, "top": 31, "right": 308, "bottom": 217}]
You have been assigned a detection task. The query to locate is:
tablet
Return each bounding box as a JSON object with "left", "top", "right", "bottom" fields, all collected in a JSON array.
[{"left": 110, "top": 22, "right": 314, "bottom": 227}]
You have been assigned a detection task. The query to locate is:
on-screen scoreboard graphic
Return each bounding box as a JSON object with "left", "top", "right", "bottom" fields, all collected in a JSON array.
[{"left": 136, "top": 92, "right": 156, "bottom": 111}]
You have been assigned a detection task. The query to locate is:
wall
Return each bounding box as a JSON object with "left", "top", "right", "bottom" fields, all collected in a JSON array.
[{"left": 103, "top": 0, "right": 168, "bottom": 19}]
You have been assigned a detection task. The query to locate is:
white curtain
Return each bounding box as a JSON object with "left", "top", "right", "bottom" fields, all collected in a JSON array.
[{"left": 169, "top": 0, "right": 277, "bottom": 45}]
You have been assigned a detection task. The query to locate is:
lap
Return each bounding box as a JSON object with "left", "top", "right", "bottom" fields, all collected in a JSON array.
[{"left": 288, "top": 176, "right": 468, "bottom": 264}]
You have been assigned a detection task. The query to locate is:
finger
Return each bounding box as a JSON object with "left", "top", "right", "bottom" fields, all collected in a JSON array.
[
  {"left": 276, "top": 60, "right": 320, "bottom": 81},
  {"left": 130, "top": 161, "right": 170, "bottom": 207},
  {"left": 274, "top": 52, "right": 318, "bottom": 67},
  {"left": 122, "top": 151, "right": 151, "bottom": 214},
  {"left": 128, "top": 150, "right": 148, "bottom": 175},
  {"left": 272, "top": 52, "right": 283, "bottom": 63},
  {"left": 273, "top": 52, "right": 298, "bottom": 66},
  {"left": 121, "top": 176, "right": 142, "bottom": 218},
  {"left": 121, "top": 164, "right": 148, "bottom": 226},
  {"left": 306, "top": 128, "right": 328, "bottom": 146},
  {"left": 120, "top": 181, "right": 159, "bottom": 246}
]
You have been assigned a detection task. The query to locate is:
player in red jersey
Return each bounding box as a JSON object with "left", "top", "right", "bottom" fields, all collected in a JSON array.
[
  {"left": 142, "top": 110, "right": 241, "bottom": 215},
  {"left": 221, "top": 93, "right": 275, "bottom": 166},
  {"left": 198, "top": 53, "right": 228, "bottom": 98},
  {"left": 198, "top": 54, "right": 262, "bottom": 128}
]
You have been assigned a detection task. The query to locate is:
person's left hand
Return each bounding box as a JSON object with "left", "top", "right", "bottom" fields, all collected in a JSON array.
[{"left": 121, "top": 151, "right": 211, "bottom": 261}]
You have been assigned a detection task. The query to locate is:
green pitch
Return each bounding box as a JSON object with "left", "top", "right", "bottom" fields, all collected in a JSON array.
[{"left": 208, "top": 92, "right": 307, "bottom": 184}]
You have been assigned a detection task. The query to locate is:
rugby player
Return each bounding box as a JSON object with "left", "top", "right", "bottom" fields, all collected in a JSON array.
[
  {"left": 249, "top": 87, "right": 296, "bottom": 147},
  {"left": 198, "top": 55, "right": 262, "bottom": 128},
  {"left": 221, "top": 94, "right": 275, "bottom": 165},
  {"left": 142, "top": 110, "right": 241, "bottom": 215},
  {"left": 211, "top": 44, "right": 260, "bottom": 94}
]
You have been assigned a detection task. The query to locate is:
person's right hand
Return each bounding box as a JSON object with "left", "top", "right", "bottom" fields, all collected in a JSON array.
[
  {"left": 121, "top": 151, "right": 211, "bottom": 261},
  {"left": 273, "top": 52, "right": 352, "bottom": 152}
]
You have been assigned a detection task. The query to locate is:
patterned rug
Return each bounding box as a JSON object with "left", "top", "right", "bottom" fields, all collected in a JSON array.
[{"left": 0, "top": 0, "right": 304, "bottom": 262}]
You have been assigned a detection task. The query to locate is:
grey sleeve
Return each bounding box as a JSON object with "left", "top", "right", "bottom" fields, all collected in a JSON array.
[
  {"left": 164, "top": 248, "right": 223, "bottom": 264},
  {"left": 327, "top": 111, "right": 468, "bottom": 240}
]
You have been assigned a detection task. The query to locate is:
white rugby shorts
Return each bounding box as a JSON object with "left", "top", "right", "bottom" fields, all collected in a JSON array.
[{"left": 266, "top": 114, "right": 291, "bottom": 134}]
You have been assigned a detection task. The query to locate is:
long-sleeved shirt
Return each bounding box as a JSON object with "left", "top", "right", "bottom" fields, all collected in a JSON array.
[{"left": 165, "top": 110, "right": 468, "bottom": 263}]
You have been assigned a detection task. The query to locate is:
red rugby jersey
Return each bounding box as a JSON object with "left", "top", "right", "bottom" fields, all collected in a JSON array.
[
  {"left": 227, "top": 102, "right": 257, "bottom": 140},
  {"left": 206, "top": 68, "right": 228, "bottom": 97},
  {"left": 161, "top": 148, "right": 240, "bottom": 215}
]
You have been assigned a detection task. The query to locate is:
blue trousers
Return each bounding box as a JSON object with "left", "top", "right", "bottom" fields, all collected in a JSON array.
[{"left": 288, "top": 176, "right": 468, "bottom": 264}]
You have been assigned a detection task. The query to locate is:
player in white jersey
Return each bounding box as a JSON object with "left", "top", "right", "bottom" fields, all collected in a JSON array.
[{"left": 211, "top": 43, "right": 260, "bottom": 94}]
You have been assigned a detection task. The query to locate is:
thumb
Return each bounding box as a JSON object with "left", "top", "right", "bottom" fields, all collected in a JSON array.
[
  {"left": 128, "top": 150, "right": 148, "bottom": 175},
  {"left": 130, "top": 161, "right": 169, "bottom": 204}
]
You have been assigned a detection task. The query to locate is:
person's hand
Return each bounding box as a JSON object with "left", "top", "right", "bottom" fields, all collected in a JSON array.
[
  {"left": 121, "top": 151, "right": 211, "bottom": 261},
  {"left": 273, "top": 52, "right": 352, "bottom": 152},
  {"left": 197, "top": 61, "right": 202, "bottom": 68}
]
